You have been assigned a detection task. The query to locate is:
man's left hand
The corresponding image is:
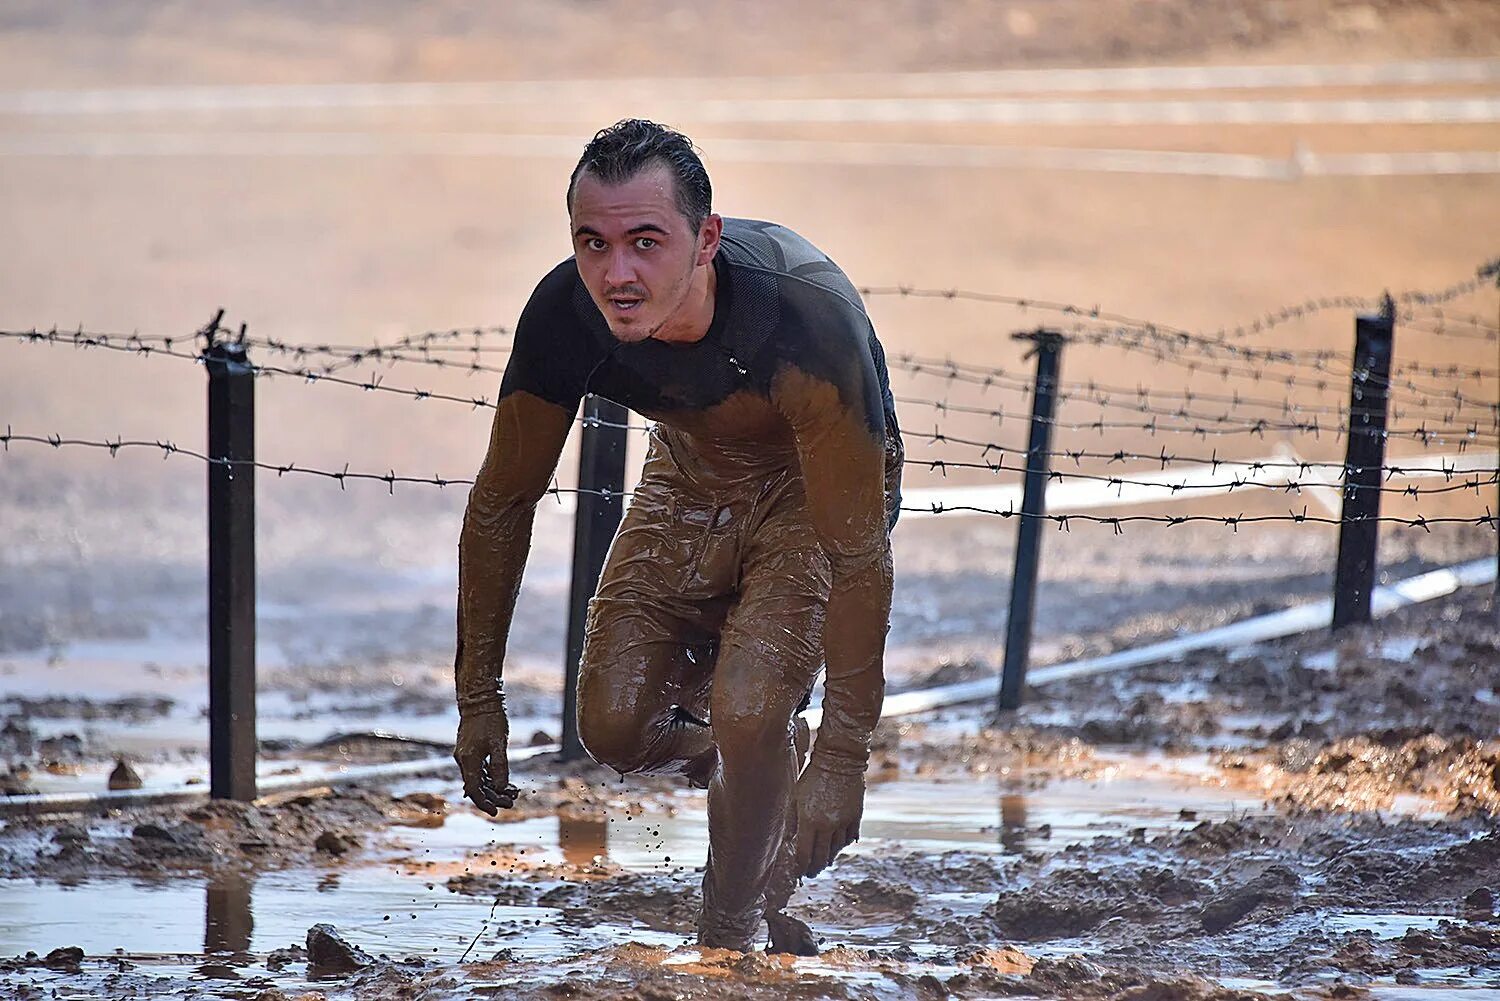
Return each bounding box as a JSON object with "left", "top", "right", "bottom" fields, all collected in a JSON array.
[{"left": 792, "top": 755, "right": 866, "bottom": 877}]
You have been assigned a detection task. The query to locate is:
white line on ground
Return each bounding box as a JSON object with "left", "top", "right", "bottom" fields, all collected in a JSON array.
[
  {"left": 836, "top": 554, "right": 1498, "bottom": 724},
  {"left": 2, "top": 132, "right": 1498, "bottom": 179},
  {"left": 666, "top": 96, "right": 1500, "bottom": 128},
  {"left": 2, "top": 59, "right": 1497, "bottom": 113}
]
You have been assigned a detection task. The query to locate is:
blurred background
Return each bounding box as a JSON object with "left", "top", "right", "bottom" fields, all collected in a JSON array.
[{"left": 1, "top": 0, "right": 1496, "bottom": 788}]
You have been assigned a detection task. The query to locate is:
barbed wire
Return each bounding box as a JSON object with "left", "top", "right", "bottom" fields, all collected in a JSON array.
[
  {"left": 6, "top": 325, "right": 1493, "bottom": 453},
  {"left": 35, "top": 320, "right": 1480, "bottom": 434},
  {"left": 859, "top": 257, "right": 1498, "bottom": 347},
  {"left": 0, "top": 328, "right": 648, "bottom": 432},
  {"left": 894, "top": 391, "right": 1498, "bottom": 443},
  {"left": 900, "top": 449, "right": 1499, "bottom": 499},
  {"left": 909, "top": 426, "right": 1497, "bottom": 475},
  {"left": 888, "top": 357, "right": 1497, "bottom": 428},
  {"left": 4, "top": 428, "right": 1492, "bottom": 532}
]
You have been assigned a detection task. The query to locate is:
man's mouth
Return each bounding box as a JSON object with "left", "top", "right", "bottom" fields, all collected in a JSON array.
[{"left": 608, "top": 295, "right": 645, "bottom": 314}]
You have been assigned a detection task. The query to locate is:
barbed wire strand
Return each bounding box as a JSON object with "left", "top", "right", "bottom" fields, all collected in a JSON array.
[{"left": 3, "top": 429, "right": 1493, "bottom": 533}]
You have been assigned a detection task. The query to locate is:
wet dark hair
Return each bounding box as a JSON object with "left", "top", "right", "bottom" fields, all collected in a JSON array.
[{"left": 566, "top": 119, "right": 712, "bottom": 232}]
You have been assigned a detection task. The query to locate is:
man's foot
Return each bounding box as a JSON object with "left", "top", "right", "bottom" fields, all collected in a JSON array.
[
  {"left": 766, "top": 911, "right": 819, "bottom": 956},
  {"left": 696, "top": 928, "right": 754, "bottom": 953}
]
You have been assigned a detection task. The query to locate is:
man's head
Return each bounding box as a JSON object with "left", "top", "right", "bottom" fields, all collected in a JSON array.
[{"left": 567, "top": 120, "right": 722, "bottom": 343}]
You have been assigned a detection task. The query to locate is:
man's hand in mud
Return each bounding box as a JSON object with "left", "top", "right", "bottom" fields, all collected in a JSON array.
[
  {"left": 792, "top": 755, "right": 866, "bottom": 877},
  {"left": 454, "top": 705, "right": 518, "bottom": 815}
]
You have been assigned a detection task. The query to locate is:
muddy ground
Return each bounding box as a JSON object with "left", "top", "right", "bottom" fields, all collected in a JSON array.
[
  {"left": 2, "top": 2, "right": 1498, "bottom": 998},
  {"left": 1, "top": 582, "right": 1496, "bottom": 999}
]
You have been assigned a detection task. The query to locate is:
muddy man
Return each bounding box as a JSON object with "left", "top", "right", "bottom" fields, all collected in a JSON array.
[{"left": 453, "top": 119, "right": 903, "bottom": 954}]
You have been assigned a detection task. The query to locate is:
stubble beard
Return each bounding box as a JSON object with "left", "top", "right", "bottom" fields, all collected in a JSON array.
[{"left": 607, "top": 258, "right": 697, "bottom": 344}]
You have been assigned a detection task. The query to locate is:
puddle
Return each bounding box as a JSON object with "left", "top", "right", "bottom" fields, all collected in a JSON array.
[
  {"left": 0, "top": 763, "right": 1267, "bottom": 967},
  {"left": 1377, "top": 635, "right": 1425, "bottom": 662},
  {"left": 1300, "top": 649, "right": 1338, "bottom": 671},
  {"left": 1368, "top": 987, "right": 1500, "bottom": 1000},
  {"left": 1324, "top": 913, "right": 1456, "bottom": 938}
]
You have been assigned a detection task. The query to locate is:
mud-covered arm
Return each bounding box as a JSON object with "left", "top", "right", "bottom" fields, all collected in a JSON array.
[
  {"left": 455, "top": 391, "right": 575, "bottom": 711},
  {"left": 456, "top": 262, "right": 596, "bottom": 713},
  {"left": 770, "top": 341, "right": 894, "bottom": 770}
]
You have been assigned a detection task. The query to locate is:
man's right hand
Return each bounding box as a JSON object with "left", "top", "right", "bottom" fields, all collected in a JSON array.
[{"left": 454, "top": 705, "right": 517, "bottom": 815}]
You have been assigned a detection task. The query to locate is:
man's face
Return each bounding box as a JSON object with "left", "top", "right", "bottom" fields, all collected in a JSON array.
[{"left": 569, "top": 162, "right": 713, "bottom": 343}]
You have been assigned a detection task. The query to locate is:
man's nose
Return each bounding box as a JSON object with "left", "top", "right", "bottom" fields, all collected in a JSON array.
[{"left": 604, "top": 248, "right": 637, "bottom": 287}]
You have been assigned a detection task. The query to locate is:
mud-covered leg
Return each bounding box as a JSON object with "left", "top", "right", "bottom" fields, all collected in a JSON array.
[
  {"left": 575, "top": 600, "right": 719, "bottom": 777},
  {"left": 698, "top": 608, "right": 822, "bottom": 950},
  {"left": 765, "top": 714, "right": 818, "bottom": 955}
]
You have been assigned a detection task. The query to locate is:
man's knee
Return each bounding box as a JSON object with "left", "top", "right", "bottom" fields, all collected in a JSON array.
[
  {"left": 576, "top": 701, "right": 648, "bottom": 774},
  {"left": 710, "top": 667, "right": 801, "bottom": 757}
]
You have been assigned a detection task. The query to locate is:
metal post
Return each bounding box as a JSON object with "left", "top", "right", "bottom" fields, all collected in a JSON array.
[
  {"left": 999, "top": 329, "right": 1065, "bottom": 711},
  {"left": 1332, "top": 299, "right": 1395, "bottom": 630},
  {"left": 206, "top": 330, "right": 257, "bottom": 801},
  {"left": 561, "top": 395, "right": 628, "bottom": 760}
]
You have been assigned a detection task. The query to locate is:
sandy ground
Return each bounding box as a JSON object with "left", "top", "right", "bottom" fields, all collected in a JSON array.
[{"left": 1, "top": 3, "right": 1499, "bottom": 998}]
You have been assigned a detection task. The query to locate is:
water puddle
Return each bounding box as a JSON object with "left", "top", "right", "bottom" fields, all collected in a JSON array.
[
  {"left": 1324, "top": 912, "right": 1455, "bottom": 938},
  {"left": 0, "top": 762, "right": 1266, "bottom": 966},
  {"left": 1368, "top": 987, "right": 1500, "bottom": 1000}
]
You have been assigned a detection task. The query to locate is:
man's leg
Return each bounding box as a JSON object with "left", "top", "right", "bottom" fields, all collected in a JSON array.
[
  {"left": 574, "top": 439, "right": 731, "bottom": 778},
  {"left": 697, "top": 519, "right": 829, "bottom": 951}
]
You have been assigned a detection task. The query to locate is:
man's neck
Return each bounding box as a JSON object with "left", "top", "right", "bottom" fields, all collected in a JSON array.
[{"left": 652, "top": 260, "right": 718, "bottom": 345}]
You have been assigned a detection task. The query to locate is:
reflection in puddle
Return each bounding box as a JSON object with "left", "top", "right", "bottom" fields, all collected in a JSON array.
[
  {"left": 0, "top": 756, "right": 1287, "bottom": 990},
  {"left": 558, "top": 816, "right": 608, "bottom": 868},
  {"left": 200, "top": 872, "right": 254, "bottom": 978}
]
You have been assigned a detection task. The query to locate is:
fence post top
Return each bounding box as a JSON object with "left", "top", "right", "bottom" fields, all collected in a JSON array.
[{"left": 1010, "top": 326, "right": 1067, "bottom": 349}]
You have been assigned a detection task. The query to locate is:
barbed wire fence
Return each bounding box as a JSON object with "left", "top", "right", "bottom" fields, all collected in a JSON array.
[{"left": 3, "top": 257, "right": 1497, "bottom": 794}]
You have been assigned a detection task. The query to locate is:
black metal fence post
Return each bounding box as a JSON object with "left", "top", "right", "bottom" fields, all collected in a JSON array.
[
  {"left": 205, "top": 326, "right": 257, "bottom": 801},
  {"left": 999, "top": 329, "right": 1065, "bottom": 711},
  {"left": 561, "top": 395, "right": 628, "bottom": 760},
  {"left": 1332, "top": 298, "right": 1395, "bottom": 630}
]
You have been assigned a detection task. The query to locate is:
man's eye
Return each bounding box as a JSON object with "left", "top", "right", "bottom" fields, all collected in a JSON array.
[
  {"left": 635, "top": 237, "right": 656, "bottom": 250},
  {"left": 586, "top": 238, "right": 607, "bottom": 252}
]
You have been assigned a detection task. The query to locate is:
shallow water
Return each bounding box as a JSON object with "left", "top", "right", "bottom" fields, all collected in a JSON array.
[{"left": 0, "top": 762, "right": 1269, "bottom": 965}]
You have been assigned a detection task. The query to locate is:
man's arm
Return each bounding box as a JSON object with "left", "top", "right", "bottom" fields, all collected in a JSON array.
[
  {"left": 769, "top": 332, "right": 894, "bottom": 876},
  {"left": 454, "top": 261, "right": 594, "bottom": 813},
  {"left": 454, "top": 390, "right": 574, "bottom": 813}
]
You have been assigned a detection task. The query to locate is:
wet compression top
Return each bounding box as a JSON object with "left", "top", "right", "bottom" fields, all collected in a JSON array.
[{"left": 457, "top": 218, "right": 903, "bottom": 766}]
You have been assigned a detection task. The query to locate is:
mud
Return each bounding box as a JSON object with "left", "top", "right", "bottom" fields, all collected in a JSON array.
[{"left": 3, "top": 587, "right": 1496, "bottom": 998}]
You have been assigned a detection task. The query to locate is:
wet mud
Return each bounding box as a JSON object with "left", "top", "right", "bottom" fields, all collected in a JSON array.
[{"left": 2, "top": 583, "right": 1496, "bottom": 998}]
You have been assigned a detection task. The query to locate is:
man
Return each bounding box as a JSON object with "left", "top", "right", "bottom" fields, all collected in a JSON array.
[{"left": 452, "top": 119, "right": 903, "bottom": 954}]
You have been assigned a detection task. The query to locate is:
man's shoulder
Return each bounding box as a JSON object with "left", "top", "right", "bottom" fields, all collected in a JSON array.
[
  {"left": 720, "top": 218, "right": 865, "bottom": 316},
  {"left": 528, "top": 256, "right": 585, "bottom": 310}
]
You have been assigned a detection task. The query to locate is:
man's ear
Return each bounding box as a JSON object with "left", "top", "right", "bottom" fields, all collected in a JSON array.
[{"left": 696, "top": 213, "right": 723, "bottom": 267}]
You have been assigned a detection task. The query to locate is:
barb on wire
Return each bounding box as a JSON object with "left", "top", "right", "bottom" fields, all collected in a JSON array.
[
  {"left": 0, "top": 429, "right": 627, "bottom": 501},
  {"left": 11, "top": 426, "right": 1500, "bottom": 537},
  {"left": 908, "top": 426, "right": 1499, "bottom": 476},
  {"left": 900, "top": 451, "right": 1499, "bottom": 499},
  {"left": 862, "top": 259, "right": 1494, "bottom": 348},
  {"left": 896, "top": 503, "right": 1492, "bottom": 532}
]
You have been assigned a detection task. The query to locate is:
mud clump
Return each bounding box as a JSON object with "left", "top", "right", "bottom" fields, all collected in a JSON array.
[
  {"left": 1, "top": 786, "right": 398, "bottom": 879},
  {"left": 313, "top": 830, "right": 362, "bottom": 856},
  {"left": 540, "top": 872, "right": 701, "bottom": 934},
  {"left": 305, "top": 923, "right": 371, "bottom": 973},
  {"left": 1199, "top": 865, "right": 1300, "bottom": 932},
  {"left": 1246, "top": 734, "right": 1500, "bottom": 816},
  {"left": 107, "top": 758, "right": 142, "bottom": 791},
  {"left": 839, "top": 877, "right": 921, "bottom": 913},
  {"left": 984, "top": 865, "right": 1206, "bottom": 940},
  {"left": 42, "top": 947, "right": 83, "bottom": 973}
]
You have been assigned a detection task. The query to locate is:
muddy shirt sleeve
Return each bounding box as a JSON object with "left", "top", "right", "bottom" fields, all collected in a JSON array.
[
  {"left": 769, "top": 310, "right": 895, "bottom": 769},
  {"left": 455, "top": 265, "right": 593, "bottom": 711}
]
